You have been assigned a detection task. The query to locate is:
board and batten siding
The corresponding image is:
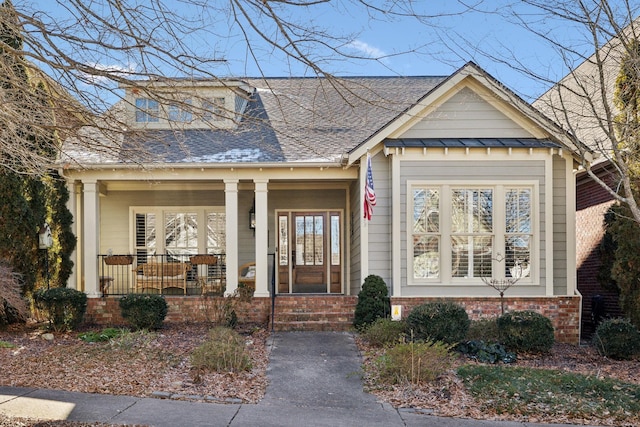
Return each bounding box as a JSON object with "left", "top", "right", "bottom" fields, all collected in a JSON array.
[
  {"left": 398, "top": 87, "right": 535, "bottom": 139},
  {"left": 398, "top": 158, "right": 548, "bottom": 297}
]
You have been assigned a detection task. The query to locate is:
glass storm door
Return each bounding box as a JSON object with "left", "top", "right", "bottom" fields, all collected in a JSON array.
[{"left": 277, "top": 211, "right": 342, "bottom": 294}]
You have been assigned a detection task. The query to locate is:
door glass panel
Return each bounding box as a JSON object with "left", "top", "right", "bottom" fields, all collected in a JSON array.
[
  {"left": 296, "top": 216, "right": 305, "bottom": 265},
  {"left": 331, "top": 215, "right": 340, "bottom": 265},
  {"left": 314, "top": 215, "right": 323, "bottom": 265},
  {"left": 304, "top": 215, "right": 314, "bottom": 265},
  {"left": 279, "top": 215, "right": 288, "bottom": 266}
]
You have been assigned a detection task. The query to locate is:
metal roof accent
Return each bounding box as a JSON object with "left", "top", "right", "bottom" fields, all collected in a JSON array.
[{"left": 383, "top": 138, "right": 562, "bottom": 149}]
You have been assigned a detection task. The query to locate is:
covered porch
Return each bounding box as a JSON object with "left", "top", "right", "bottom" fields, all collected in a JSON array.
[{"left": 64, "top": 166, "right": 359, "bottom": 299}]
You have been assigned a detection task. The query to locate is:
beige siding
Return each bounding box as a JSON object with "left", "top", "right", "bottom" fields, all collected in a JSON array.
[
  {"left": 349, "top": 180, "right": 361, "bottom": 295},
  {"left": 367, "top": 153, "right": 392, "bottom": 290},
  {"left": 399, "top": 87, "right": 535, "bottom": 139},
  {"left": 552, "top": 156, "right": 568, "bottom": 295},
  {"left": 100, "top": 188, "right": 347, "bottom": 268},
  {"left": 99, "top": 190, "right": 225, "bottom": 254},
  {"left": 398, "top": 158, "right": 548, "bottom": 297}
]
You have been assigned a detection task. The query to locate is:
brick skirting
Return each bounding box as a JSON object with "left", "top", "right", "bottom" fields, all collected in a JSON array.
[
  {"left": 392, "top": 296, "right": 582, "bottom": 344},
  {"left": 86, "top": 295, "right": 581, "bottom": 344},
  {"left": 85, "top": 296, "right": 271, "bottom": 327}
]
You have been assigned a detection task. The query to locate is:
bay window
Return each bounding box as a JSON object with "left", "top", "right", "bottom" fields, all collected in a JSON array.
[{"left": 410, "top": 183, "right": 534, "bottom": 284}]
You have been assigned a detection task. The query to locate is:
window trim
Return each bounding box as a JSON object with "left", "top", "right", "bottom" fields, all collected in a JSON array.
[
  {"left": 167, "top": 99, "right": 193, "bottom": 123},
  {"left": 203, "top": 97, "right": 226, "bottom": 122},
  {"left": 135, "top": 98, "right": 160, "bottom": 123},
  {"left": 130, "top": 206, "right": 225, "bottom": 256},
  {"left": 407, "top": 180, "right": 538, "bottom": 286}
]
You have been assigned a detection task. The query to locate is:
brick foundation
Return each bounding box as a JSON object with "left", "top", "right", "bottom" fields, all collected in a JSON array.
[
  {"left": 86, "top": 295, "right": 582, "bottom": 344},
  {"left": 391, "top": 296, "right": 582, "bottom": 344},
  {"left": 86, "top": 296, "right": 271, "bottom": 327}
]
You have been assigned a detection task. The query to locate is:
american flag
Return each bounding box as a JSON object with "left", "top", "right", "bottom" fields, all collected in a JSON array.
[{"left": 363, "top": 154, "right": 376, "bottom": 220}]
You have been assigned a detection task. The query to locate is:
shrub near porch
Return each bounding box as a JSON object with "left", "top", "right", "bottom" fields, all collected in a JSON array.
[{"left": 392, "top": 296, "right": 581, "bottom": 344}]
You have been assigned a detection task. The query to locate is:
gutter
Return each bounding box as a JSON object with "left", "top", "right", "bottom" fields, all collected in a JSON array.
[{"left": 58, "top": 161, "right": 346, "bottom": 171}]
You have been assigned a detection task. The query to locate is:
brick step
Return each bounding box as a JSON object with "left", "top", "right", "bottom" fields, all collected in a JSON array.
[
  {"left": 272, "top": 320, "right": 354, "bottom": 332},
  {"left": 274, "top": 312, "right": 354, "bottom": 323},
  {"left": 270, "top": 296, "right": 357, "bottom": 332}
]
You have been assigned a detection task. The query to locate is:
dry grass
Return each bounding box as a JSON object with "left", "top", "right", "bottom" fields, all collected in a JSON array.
[{"left": 0, "top": 322, "right": 268, "bottom": 403}]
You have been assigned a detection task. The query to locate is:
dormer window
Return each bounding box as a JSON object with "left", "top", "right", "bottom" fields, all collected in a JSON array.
[
  {"left": 168, "top": 99, "right": 193, "bottom": 122},
  {"left": 203, "top": 97, "right": 225, "bottom": 121},
  {"left": 135, "top": 98, "right": 159, "bottom": 122}
]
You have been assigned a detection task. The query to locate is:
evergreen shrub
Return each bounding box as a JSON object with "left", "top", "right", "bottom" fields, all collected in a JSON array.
[
  {"left": 353, "top": 275, "right": 390, "bottom": 328},
  {"left": 466, "top": 318, "right": 500, "bottom": 342},
  {"left": 33, "top": 287, "right": 87, "bottom": 332},
  {"left": 497, "top": 310, "right": 554, "bottom": 353},
  {"left": 406, "top": 301, "right": 470, "bottom": 344},
  {"left": 361, "top": 318, "right": 407, "bottom": 347},
  {"left": 592, "top": 318, "right": 640, "bottom": 360},
  {"left": 457, "top": 340, "right": 516, "bottom": 364},
  {"left": 119, "top": 294, "right": 168, "bottom": 330}
]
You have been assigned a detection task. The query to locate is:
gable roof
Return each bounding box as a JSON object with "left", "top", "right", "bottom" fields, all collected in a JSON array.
[
  {"left": 348, "top": 62, "right": 591, "bottom": 163},
  {"left": 61, "top": 62, "right": 587, "bottom": 169},
  {"left": 534, "top": 17, "right": 640, "bottom": 165},
  {"left": 62, "top": 76, "right": 446, "bottom": 167}
]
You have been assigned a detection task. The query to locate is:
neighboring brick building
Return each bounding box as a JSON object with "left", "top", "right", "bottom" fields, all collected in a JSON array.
[{"left": 576, "top": 162, "right": 622, "bottom": 337}]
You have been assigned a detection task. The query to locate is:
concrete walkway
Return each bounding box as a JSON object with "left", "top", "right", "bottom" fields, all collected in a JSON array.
[{"left": 0, "top": 331, "right": 599, "bottom": 426}]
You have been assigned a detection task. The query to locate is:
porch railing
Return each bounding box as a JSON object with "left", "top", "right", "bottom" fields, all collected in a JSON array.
[{"left": 98, "top": 253, "right": 226, "bottom": 296}]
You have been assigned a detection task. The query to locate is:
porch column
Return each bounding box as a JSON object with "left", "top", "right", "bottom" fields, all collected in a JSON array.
[
  {"left": 66, "top": 180, "right": 78, "bottom": 290},
  {"left": 225, "top": 179, "right": 239, "bottom": 295},
  {"left": 254, "top": 179, "right": 269, "bottom": 297},
  {"left": 82, "top": 180, "right": 100, "bottom": 298}
]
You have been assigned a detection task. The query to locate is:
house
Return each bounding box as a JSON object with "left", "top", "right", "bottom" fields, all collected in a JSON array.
[
  {"left": 533, "top": 20, "right": 640, "bottom": 334},
  {"left": 60, "top": 63, "right": 586, "bottom": 342}
]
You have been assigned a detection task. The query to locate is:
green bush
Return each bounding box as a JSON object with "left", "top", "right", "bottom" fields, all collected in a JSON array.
[
  {"left": 406, "top": 301, "right": 470, "bottom": 344},
  {"left": 592, "top": 318, "right": 640, "bottom": 360},
  {"left": 457, "top": 340, "right": 516, "bottom": 364},
  {"left": 190, "top": 326, "right": 252, "bottom": 372},
  {"left": 353, "top": 275, "right": 390, "bottom": 328},
  {"left": 79, "top": 327, "right": 127, "bottom": 343},
  {"left": 33, "top": 287, "right": 87, "bottom": 332},
  {"left": 497, "top": 310, "right": 555, "bottom": 353},
  {"left": 376, "top": 340, "right": 455, "bottom": 384},
  {"left": 466, "top": 318, "right": 500, "bottom": 342},
  {"left": 361, "top": 318, "right": 407, "bottom": 347},
  {"left": 119, "top": 294, "right": 168, "bottom": 330}
]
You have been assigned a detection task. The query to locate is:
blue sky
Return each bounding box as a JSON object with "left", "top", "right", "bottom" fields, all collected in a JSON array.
[{"left": 26, "top": 1, "right": 637, "bottom": 104}]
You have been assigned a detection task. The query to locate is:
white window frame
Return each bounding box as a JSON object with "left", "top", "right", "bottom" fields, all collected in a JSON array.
[
  {"left": 203, "top": 97, "right": 226, "bottom": 122},
  {"left": 407, "top": 180, "right": 538, "bottom": 286},
  {"left": 130, "top": 206, "right": 225, "bottom": 257},
  {"left": 168, "top": 99, "right": 193, "bottom": 123},
  {"left": 135, "top": 98, "right": 159, "bottom": 122}
]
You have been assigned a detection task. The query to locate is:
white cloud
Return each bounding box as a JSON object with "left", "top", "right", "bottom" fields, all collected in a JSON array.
[
  {"left": 81, "top": 62, "right": 137, "bottom": 84},
  {"left": 346, "top": 40, "right": 387, "bottom": 59}
]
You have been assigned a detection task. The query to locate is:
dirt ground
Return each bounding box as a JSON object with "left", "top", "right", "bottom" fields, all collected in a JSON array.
[{"left": 2, "top": 323, "right": 640, "bottom": 426}]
